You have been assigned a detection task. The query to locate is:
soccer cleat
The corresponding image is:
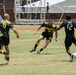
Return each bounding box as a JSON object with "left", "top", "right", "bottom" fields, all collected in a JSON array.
[
  {"left": 4, "top": 52, "right": 9, "bottom": 61},
  {"left": 70, "top": 54, "right": 74, "bottom": 62},
  {"left": 37, "top": 51, "right": 41, "bottom": 54},
  {"left": 5, "top": 56, "right": 9, "bottom": 61},
  {"left": 30, "top": 48, "right": 36, "bottom": 53}
]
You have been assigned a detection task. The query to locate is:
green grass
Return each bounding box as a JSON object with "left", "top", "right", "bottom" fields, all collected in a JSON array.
[{"left": 0, "top": 28, "right": 76, "bottom": 75}]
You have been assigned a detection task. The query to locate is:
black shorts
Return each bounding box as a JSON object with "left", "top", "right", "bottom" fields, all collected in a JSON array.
[
  {"left": 1, "top": 35, "right": 10, "bottom": 46},
  {"left": 65, "top": 36, "right": 76, "bottom": 48},
  {"left": 0, "top": 37, "right": 4, "bottom": 49},
  {"left": 41, "top": 32, "right": 53, "bottom": 41}
]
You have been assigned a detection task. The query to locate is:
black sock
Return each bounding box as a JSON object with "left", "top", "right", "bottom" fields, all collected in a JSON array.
[
  {"left": 3, "top": 51, "right": 6, "bottom": 55},
  {"left": 34, "top": 44, "right": 38, "bottom": 49},
  {"left": 40, "top": 48, "right": 44, "bottom": 52}
]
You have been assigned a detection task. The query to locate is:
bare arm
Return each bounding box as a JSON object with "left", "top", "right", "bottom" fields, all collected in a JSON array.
[
  {"left": 53, "top": 23, "right": 64, "bottom": 33},
  {"left": 55, "top": 25, "right": 63, "bottom": 31},
  {"left": 12, "top": 28, "right": 19, "bottom": 38},
  {"left": 53, "top": 25, "right": 63, "bottom": 41},
  {"left": 34, "top": 25, "right": 42, "bottom": 35}
]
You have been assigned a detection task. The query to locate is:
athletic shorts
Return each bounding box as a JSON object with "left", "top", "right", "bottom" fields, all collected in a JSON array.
[
  {"left": 41, "top": 32, "right": 53, "bottom": 41},
  {"left": 65, "top": 36, "right": 76, "bottom": 48},
  {"left": 0, "top": 37, "right": 4, "bottom": 49},
  {"left": 1, "top": 35, "right": 10, "bottom": 46}
]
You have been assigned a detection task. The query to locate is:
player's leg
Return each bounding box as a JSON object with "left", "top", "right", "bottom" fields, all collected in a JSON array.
[
  {"left": 65, "top": 37, "right": 73, "bottom": 61},
  {"left": 4, "top": 45, "right": 10, "bottom": 61},
  {"left": 0, "top": 37, "right": 5, "bottom": 54},
  {"left": 0, "top": 44, "right": 4, "bottom": 54},
  {"left": 72, "top": 37, "right": 76, "bottom": 46},
  {"left": 65, "top": 47, "right": 72, "bottom": 56},
  {"left": 30, "top": 35, "right": 44, "bottom": 52},
  {"left": 3, "top": 36, "right": 10, "bottom": 61},
  {"left": 37, "top": 35, "right": 52, "bottom": 54},
  {"left": 4, "top": 45, "right": 9, "bottom": 55},
  {"left": 37, "top": 39, "right": 51, "bottom": 54},
  {"left": 66, "top": 47, "right": 74, "bottom": 62}
]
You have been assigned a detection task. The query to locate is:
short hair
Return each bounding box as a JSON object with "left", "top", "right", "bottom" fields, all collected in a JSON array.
[{"left": 66, "top": 14, "right": 71, "bottom": 20}]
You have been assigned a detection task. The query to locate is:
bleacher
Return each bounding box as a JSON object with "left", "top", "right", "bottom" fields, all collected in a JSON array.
[{"left": 14, "top": 0, "right": 46, "bottom": 25}]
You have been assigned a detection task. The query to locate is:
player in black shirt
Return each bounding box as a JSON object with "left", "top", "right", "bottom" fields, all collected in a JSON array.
[
  {"left": 0, "top": 13, "right": 19, "bottom": 61},
  {"left": 54, "top": 15, "right": 76, "bottom": 62},
  {"left": 30, "top": 19, "right": 58, "bottom": 54}
]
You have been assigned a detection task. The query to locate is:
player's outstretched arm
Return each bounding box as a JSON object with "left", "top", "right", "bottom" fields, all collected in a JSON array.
[
  {"left": 56, "top": 22, "right": 64, "bottom": 31},
  {"left": 12, "top": 28, "right": 19, "bottom": 38},
  {"left": 53, "top": 24, "right": 64, "bottom": 33},
  {"left": 34, "top": 25, "right": 42, "bottom": 35}
]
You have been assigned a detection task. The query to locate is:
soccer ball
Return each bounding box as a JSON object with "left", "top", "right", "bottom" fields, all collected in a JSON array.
[{"left": 72, "top": 53, "right": 76, "bottom": 58}]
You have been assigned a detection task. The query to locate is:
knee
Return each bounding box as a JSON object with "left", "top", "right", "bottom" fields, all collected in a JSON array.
[
  {"left": 66, "top": 50, "right": 69, "bottom": 53},
  {"left": 38, "top": 38, "right": 42, "bottom": 41},
  {"left": 66, "top": 47, "right": 69, "bottom": 52}
]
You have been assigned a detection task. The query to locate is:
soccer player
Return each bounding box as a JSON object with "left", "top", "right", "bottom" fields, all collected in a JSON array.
[
  {"left": 54, "top": 15, "right": 76, "bottom": 62},
  {"left": 30, "top": 19, "right": 58, "bottom": 54},
  {"left": 0, "top": 13, "right": 19, "bottom": 61}
]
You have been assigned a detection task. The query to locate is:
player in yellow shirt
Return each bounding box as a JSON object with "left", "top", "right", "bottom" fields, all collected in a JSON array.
[
  {"left": 0, "top": 13, "right": 19, "bottom": 61},
  {"left": 30, "top": 19, "right": 58, "bottom": 54}
]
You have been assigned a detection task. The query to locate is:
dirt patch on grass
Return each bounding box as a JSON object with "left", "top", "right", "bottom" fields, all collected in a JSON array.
[{"left": 14, "top": 25, "right": 44, "bottom": 30}]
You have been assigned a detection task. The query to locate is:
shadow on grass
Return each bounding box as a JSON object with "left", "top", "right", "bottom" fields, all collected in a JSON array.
[
  {"left": 49, "top": 57, "right": 74, "bottom": 62},
  {"left": 0, "top": 62, "right": 9, "bottom": 66},
  {"left": 61, "top": 60, "right": 71, "bottom": 62},
  {"left": 41, "top": 53, "right": 72, "bottom": 62},
  {"left": 35, "top": 52, "right": 74, "bottom": 62},
  {"left": 61, "top": 60, "right": 75, "bottom": 62},
  {"left": 40, "top": 53, "right": 52, "bottom": 55},
  {"left": 51, "top": 59, "right": 73, "bottom": 62}
]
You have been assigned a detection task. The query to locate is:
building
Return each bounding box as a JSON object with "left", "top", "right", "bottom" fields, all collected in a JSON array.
[
  {"left": 0, "top": 0, "right": 14, "bottom": 22},
  {"left": 0, "top": 0, "right": 76, "bottom": 24}
]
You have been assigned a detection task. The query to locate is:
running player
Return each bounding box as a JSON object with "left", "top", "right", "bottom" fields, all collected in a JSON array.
[
  {"left": 0, "top": 13, "right": 19, "bottom": 61},
  {"left": 54, "top": 15, "right": 76, "bottom": 62},
  {"left": 30, "top": 19, "right": 58, "bottom": 54}
]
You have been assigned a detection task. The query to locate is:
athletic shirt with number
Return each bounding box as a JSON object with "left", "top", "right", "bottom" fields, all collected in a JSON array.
[
  {"left": 60, "top": 20, "right": 76, "bottom": 37},
  {"left": 41, "top": 22, "right": 57, "bottom": 36},
  {"left": 0, "top": 20, "right": 14, "bottom": 37}
]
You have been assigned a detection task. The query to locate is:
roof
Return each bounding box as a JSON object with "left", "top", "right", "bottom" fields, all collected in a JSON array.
[
  {"left": 24, "top": 0, "right": 66, "bottom": 7},
  {"left": 24, "top": 0, "right": 76, "bottom": 13},
  {"left": 50, "top": 0, "right": 76, "bottom": 13}
]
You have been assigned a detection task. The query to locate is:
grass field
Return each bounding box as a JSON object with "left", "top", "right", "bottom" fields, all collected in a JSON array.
[{"left": 0, "top": 25, "right": 76, "bottom": 75}]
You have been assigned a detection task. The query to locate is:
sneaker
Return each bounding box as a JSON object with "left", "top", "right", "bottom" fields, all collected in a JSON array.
[
  {"left": 30, "top": 48, "right": 36, "bottom": 53},
  {"left": 4, "top": 52, "right": 9, "bottom": 61},
  {"left": 70, "top": 54, "right": 74, "bottom": 62},
  {"left": 37, "top": 51, "right": 41, "bottom": 54}
]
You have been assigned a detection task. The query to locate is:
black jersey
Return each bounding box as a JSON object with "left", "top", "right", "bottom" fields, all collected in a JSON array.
[
  {"left": 41, "top": 22, "right": 57, "bottom": 36},
  {"left": 0, "top": 20, "right": 14, "bottom": 37},
  {"left": 60, "top": 20, "right": 76, "bottom": 37}
]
